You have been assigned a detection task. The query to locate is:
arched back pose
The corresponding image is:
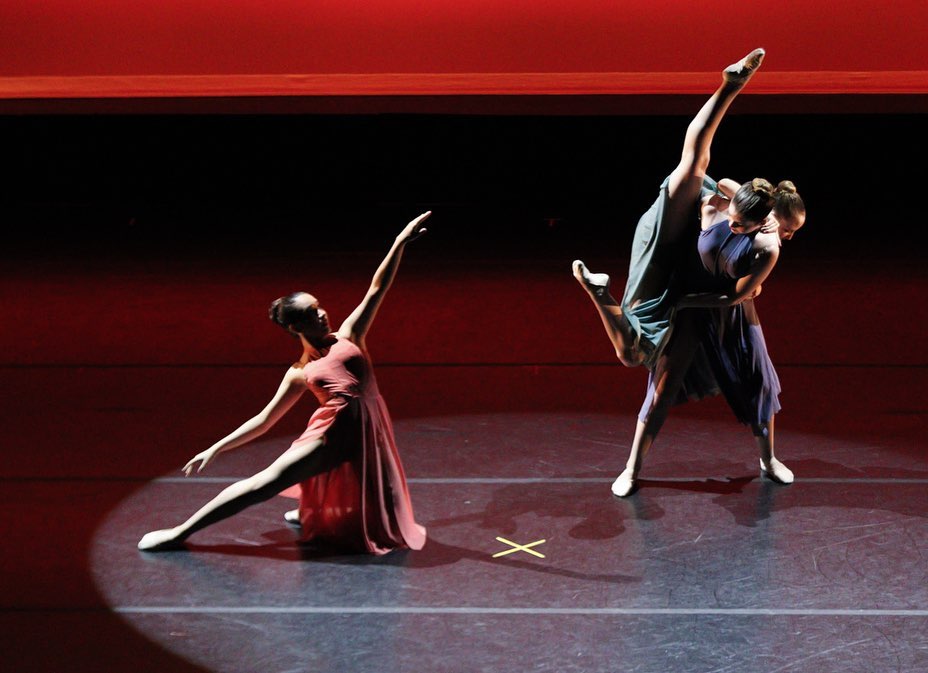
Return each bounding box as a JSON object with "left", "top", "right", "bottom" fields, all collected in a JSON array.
[
  {"left": 138, "top": 213, "right": 431, "bottom": 553},
  {"left": 613, "top": 182, "right": 806, "bottom": 496},
  {"left": 572, "top": 48, "right": 767, "bottom": 368}
]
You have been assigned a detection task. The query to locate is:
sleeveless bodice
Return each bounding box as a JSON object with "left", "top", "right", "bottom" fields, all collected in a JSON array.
[
  {"left": 696, "top": 221, "right": 757, "bottom": 286},
  {"left": 301, "top": 338, "right": 376, "bottom": 405},
  {"left": 284, "top": 335, "right": 426, "bottom": 554}
]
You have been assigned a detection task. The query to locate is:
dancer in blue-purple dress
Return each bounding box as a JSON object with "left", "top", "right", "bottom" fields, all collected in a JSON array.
[{"left": 616, "top": 180, "right": 806, "bottom": 496}]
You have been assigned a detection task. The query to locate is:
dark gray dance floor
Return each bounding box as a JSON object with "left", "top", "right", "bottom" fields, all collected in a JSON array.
[
  {"left": 4, "top": 361, "right": 927, "bottom": 673},
  {"left": 84, "top": 384, "right": 928, "bottom": 672}
]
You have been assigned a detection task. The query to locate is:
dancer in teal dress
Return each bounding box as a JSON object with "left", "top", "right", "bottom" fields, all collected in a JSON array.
[{"left": 573, "top": 48, "right": 767, "bottom": 368}]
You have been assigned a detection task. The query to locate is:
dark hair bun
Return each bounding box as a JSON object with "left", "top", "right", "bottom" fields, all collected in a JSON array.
[
  {"left": 268, "top": 297, "right": 286, "bottom": 327},
  {"left": 776, "top": 180, "right": 797, "bottom": 195}
]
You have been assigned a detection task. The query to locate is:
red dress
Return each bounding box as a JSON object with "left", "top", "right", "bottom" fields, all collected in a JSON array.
[{"left": 280, "top": 337, "right": 426, "bottom": 554}]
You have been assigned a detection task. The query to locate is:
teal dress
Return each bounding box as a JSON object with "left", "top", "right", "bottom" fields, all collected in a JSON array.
[{"left": 621, "top": 174, "right": 718, "bottom": 367}]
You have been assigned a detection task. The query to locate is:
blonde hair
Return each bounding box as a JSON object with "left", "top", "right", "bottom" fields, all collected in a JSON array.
[{"left": 773, "top": 180, "right": 805, "bottom": 221}]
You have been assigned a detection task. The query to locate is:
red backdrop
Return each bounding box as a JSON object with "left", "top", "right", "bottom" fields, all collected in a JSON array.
[{"left": 1, "top": 0, "right": 926, "bottom": 100}]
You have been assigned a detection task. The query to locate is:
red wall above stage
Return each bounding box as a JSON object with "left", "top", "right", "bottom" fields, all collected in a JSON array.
[{"left": 1, "top": 0, "right": 926, "bottom": 100}]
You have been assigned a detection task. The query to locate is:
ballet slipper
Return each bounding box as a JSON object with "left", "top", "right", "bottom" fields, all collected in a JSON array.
[
  {"left": 611, "top": 468, "right": 637, "bottom": 497},
  {"left": 138, "top": 527, "right": 185, "bottom": 551},
  {"left": 572, "top": 260, "right": 611, "bottom": 298},
  {"left": 284, "top": 508, "right": 301, "bottom": 526},
  {"left": 723, "top": 48, "right": 765, "bottom": 85},
  {"left": 759, "top": 457, "right": 794, "bottom": 484}
]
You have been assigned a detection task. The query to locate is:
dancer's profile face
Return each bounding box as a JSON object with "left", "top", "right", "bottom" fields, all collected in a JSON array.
[
  {"left": 289, "top": 292, "right": 330, "bottom": 337},
  {"left": 727, "top": 202, "right": 764, "bottom": 234},
  {"left": 776, "top": 212, "right": 806, "bottom": 241}
]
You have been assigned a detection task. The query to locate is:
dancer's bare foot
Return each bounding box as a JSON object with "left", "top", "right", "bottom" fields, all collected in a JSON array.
[
  {"left": 611, "top": 468, "right": 637, "bottom": 497},
  {"left": 572, "top": 260, "right": 611, "bottom": 298},
  {"left": 760, "top": 457, "right": 794, "bottom": 484},
  {"left": 138, "top": 527, "right": 185, "bottom": 551},
  {"left": 284, "top": 508, "right": 301, "bottom": 526},
  {"left": 723, "top": 48, "right": 765, "bottom": 85}
]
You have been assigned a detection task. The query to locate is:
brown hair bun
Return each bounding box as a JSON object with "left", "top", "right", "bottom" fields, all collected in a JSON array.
[
  {"left": 773, "top": 179, "right": 806, "bottom": 219},
  {"left": 751, "top": 178, "right": 775, "bottom": 203},
  {"left": 776, "top": 180, "right": 797, "bottom": 195}
]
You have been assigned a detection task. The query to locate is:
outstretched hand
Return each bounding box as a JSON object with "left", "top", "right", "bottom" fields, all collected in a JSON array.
[
  {"left": 183, "top": 447, "right": 220, "bottom": 476},
  {"left": 398, "top": 211, "right": 431, "bottom": 244}
]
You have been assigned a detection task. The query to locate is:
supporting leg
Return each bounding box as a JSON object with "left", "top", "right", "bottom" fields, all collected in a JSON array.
[
  {"left": 753, "top": 415, "right": 794, "bottom": 484},
  {"left": 612, "top": 313, "right": 701, "bottom": 496}
]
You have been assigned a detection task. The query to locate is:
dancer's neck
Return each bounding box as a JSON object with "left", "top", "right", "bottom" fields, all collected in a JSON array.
[{"left": 298, "top": 333, "right": 337, "bottom": 363}]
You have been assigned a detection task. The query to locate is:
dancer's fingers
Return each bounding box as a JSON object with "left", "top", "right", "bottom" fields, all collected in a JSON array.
[{"left": 409, "top": 211, "right": 432, "bottom": 228}]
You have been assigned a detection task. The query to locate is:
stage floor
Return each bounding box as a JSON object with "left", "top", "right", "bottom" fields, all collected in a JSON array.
[{"left": 1, "top": 252, "right": 926, "bottom": 672}]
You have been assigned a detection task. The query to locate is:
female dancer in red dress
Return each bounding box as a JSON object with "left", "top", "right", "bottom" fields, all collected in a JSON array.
[{"left": 138, "top": 213, "right": 431, "bottom": 553}]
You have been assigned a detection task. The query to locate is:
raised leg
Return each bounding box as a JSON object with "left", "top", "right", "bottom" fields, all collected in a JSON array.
[
  {"left": 753, "top": 415, "right": 794, "bottom": 484},
  {"left": 665, "top": 49, "right": 765, "bottom": 221},
  {"left": 138, "top": 438, "right": 326, "bottom": 550}
]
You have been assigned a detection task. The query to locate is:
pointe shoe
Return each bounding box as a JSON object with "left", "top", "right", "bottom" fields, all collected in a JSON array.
[
  {"left": 723, "top": 48, "right": 765, "bottom": 85},
  {"left": 138, "top": 527, "right": 185, "bottom": 551},
  {"left": 760, "top": 457, "right": 794, "bottom": 484},
  {"left": 572, "top": 260, "right": 611, "bottom": 297},
  {"left": 611, "top": 468, "right": 637, "bottom": 497},
  {"left": 284, "top": 509, "right": 301, "bottom": 526}
]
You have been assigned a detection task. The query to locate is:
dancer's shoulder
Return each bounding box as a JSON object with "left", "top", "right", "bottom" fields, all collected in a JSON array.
[{"left": 751, "top": 232, "right": 780, "bottom": 261}]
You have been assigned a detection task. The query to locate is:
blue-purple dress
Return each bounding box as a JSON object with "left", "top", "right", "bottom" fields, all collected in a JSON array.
[{"left": 638, "top": 220, "right": 782, "bottom": 428}]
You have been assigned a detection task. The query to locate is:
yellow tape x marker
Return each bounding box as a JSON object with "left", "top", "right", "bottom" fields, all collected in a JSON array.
[{"left": 492, "top": 536, "right": 546, "bottom": 559}]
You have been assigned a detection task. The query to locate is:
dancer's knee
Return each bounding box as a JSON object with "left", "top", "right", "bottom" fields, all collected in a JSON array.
[
  {"left": 751, "top": 423, "right": 770, "bottom": 439},
  {"left": 236, "top": 466, "right": 289, "bottom": 502},
  {"left": 639, "top": 397, "right": 669, "bottom": 434},
  {"left": 617, "top": 346, "right": 645, "bottom": 368}
]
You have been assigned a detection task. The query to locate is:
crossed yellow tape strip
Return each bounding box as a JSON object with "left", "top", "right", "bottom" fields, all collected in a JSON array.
[{"left": 492, "top": 536, "right": 546, "bottom": 559}]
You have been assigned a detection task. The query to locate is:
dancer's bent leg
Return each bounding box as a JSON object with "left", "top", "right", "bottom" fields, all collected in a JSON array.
[
  {"left": 138, "top": 438, "right": 326, "bottom": 550},
  {"left": 573, "top": 260, "right": 644, "bottom": 367},
  {"left": 752, "top": 416, "right": 794, "bottom": 484}
]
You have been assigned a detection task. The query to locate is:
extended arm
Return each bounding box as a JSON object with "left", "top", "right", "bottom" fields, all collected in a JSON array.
[
  {"left": 183, "top": 367, "right": 307, "bottom": 474},
  {"left": 337, "top": 211, "right": 430, "bottom": 346}
]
